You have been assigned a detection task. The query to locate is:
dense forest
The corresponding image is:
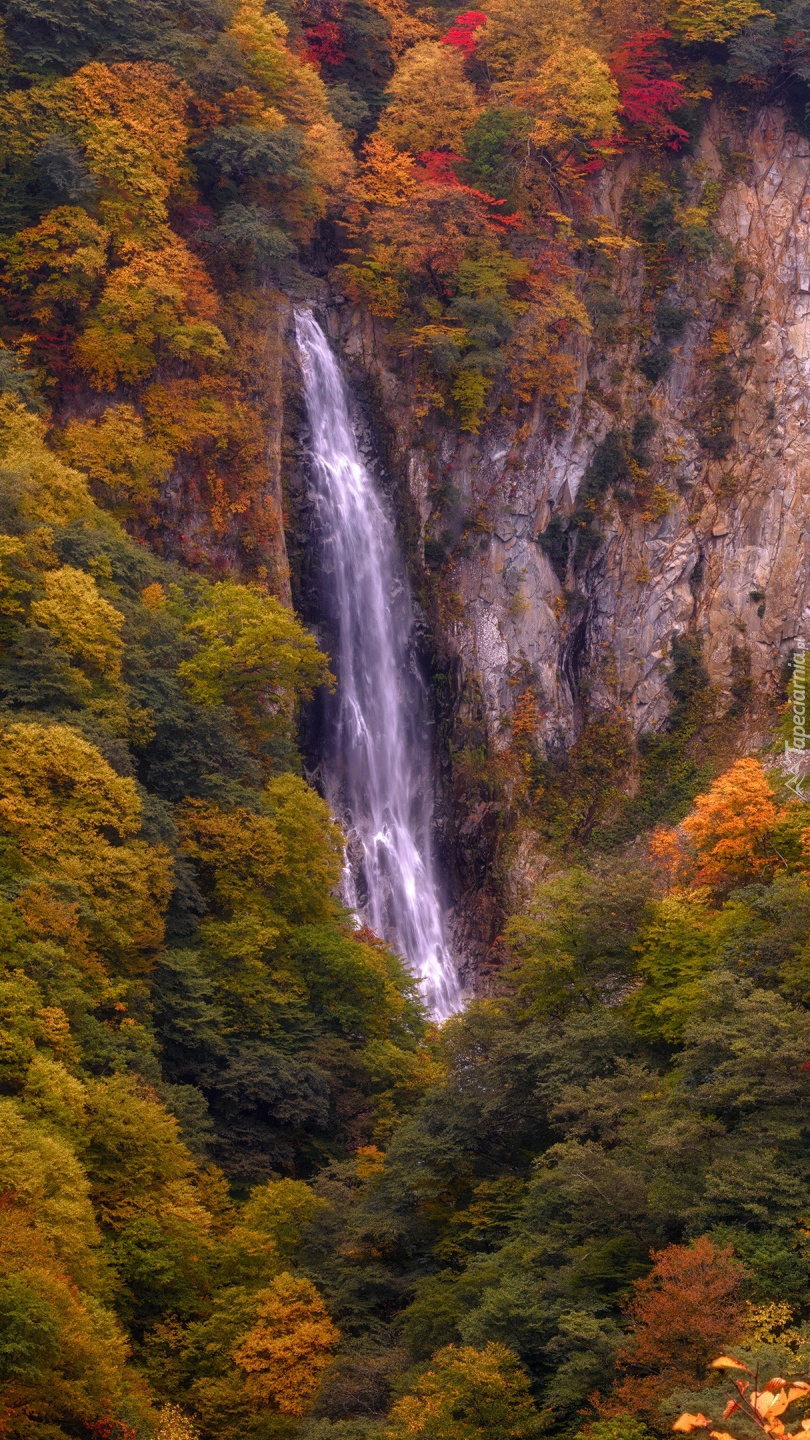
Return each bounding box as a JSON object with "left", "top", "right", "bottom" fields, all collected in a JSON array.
[{"left": 3, "top": 3, "right": 810, "bottom": 1440}]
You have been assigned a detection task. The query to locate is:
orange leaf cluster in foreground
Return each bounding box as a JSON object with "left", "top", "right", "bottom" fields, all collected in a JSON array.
[{"left": 675, "top": 1358, "right": 810, "bottom": 1440}]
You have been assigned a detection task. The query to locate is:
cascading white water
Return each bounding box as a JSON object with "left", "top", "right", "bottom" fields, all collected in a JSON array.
[{"left": 295, "top": 310, "right": 462, "bottom": 1020}]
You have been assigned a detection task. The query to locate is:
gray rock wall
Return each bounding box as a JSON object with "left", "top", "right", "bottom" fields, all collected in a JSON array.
[{"left": 333, "top": 108, "right": 810, "bottom": 755}]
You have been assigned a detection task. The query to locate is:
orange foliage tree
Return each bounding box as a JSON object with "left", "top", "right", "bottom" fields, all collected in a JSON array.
[
  {"left": 230, "top": 1273, "right": 340, "bottom": 1415},
  {"left": 143, "top": 377, "right": 270, "bottom": 536},
  {"left": 681, "top": 758, "right": 785, "bottom": 887},
  {"left": 602, "top": 1238, "right": 747, "bottom": 1427}
]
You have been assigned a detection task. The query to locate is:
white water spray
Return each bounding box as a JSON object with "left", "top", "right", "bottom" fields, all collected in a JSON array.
[{"left": 295, "top": 310, "right": 461, "bottom": 1020}]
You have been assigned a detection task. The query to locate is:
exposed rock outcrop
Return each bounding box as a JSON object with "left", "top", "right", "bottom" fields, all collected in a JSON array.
[{"left": 331, "top": 108, "right": 810, "bottom": 755}]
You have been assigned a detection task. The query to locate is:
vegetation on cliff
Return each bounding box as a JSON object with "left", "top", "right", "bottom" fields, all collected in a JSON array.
[{"left": 1, "top": 5, "right": 810, "bottom": 1440}]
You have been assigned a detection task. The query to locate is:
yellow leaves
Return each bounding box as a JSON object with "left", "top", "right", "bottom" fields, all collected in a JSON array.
[
  {"left": 228, "top": 0, "right": 347, "bottom": 186},
  {"left": 385, "top": 1341, "right": 544, "bottom": 1440},
  {"left": 505, "top": 302, "right": 582, "bottom": 410},
  {"left": 669, "top": 0, "right": 773, "bottom": 43},
  {"left": 0, "top": 400, "right": 96, "bottom": 527},
  {"left": 710, "top": 326, "right": 733, "bottom": 358},
  {"left": 0, "top": 207, "right": 109, "bottom": 326},
  {"left": 0, "top": 1097, "right": 107, "bottom": 1292},
  {"left": 75, "top": 240, "right": 228, "bottom": 389},
  {"left": 711, "top": 1358, "right": 752, "bottom": 1372},
  {"left": 218, "top": 84, "right": 286, "bottom": 128},
  {"left": 177, "top": 799, "right": 284, "bottom": 917},
  {"left": 0, "top": 62, "right": 190, "bottom": 246},
  {"left": 230, "top": 1273, "right": 339, "bottom": 1415},
  {"left": 31, "top": 566, "right": 124, "bottom": 680},
  {"left": 364, "top": 0, "right": 437, "bottom": 55},
  {"left": 742, "top": 1302, "right": 806, "bottom": 1355},
  {"left": 155, "top": 1406, "right": 199, "bottom": 1440},
  {"left": 69, "top": 62, "right": 190, "bottom": 182},
  {"left": 451, "top": 369, "right": 491, "bottom": 433},
  {"left": 301, "top": 117, "right": 355, "bottom": 212},
  {"left": 141, "top": 375, "right": 272, "bottom": 534},
  {"left": 477, "top": 0, "right": 590, "bottom": 82},
  {"left": 238, "top": 1179, "right": 327, "bottom": 1262},
  {"left": 178, "top": 777, "right": 343, "bottom": 929},
  {"left": 229, "top": 0, "right": 294, "bottom": 98},
  {"left": 351, "top": 135, "right": 419, "bottom": 209},
  {"left": 518, "top": 46, "right": 620, "bottom": 155},
  {"left": 177, "top": 578, "right": 332, "bottom": 747},
  {"left": 362, "top": 1038, "right": 447, "bottom": 1142},
  {"left": 0, "top": 531, "right": 56, "bottom": 617},
  {"left": 68, "top": 62, "right": 192, "bottom": 239},
  {"left": 0, "top": 64, "right": 225, "bottom": 403},
  {"left": 0, "top": 722, "right": 172, "bottom": 967},
  {"left": 0, "top": 721, "right": 139, "bottom": 846},
  {"left": 141, "top": 582, "right": 168, "bottom": 611},
  {"left": 354, "top": 1144, "right": 386, "bottom": 1179},
  {"left": 378, "top": 41, "right": 480, "bottom": 154},
  {"left": 59, "top": 405, "right": 173, "bottom": 512},
  {"left": 82, "top": 1072, "right": 203, "bottom": 1229},
  {"left": 262, "top": 772, "right": 344, "bottom": 923}
]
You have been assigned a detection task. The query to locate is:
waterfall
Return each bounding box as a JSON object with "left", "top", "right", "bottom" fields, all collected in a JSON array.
[{"left": 295, "top": 310, "right": 462, "bottom": 1021}]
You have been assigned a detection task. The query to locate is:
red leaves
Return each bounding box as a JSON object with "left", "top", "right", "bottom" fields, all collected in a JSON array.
[
  {"left": 609, "top": 29, "right": 689, "bottom": 150},
  {"left": 417, "top": 150, "right": 465, "bottom": 186},
  {"left": 416, "top": 151, "right": 521, "bottom": 230},
  {"left": 441, "top": 10, "right": 488, "bottom": 56},
  {"left": 304, "top": 20, "right": 346, "bottom": 69}
]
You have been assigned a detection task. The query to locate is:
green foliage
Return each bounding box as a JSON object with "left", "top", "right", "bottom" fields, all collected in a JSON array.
[
  {"left": 385, "top": 1341, "right": 546, "bottom": 1440},
  {"left": 462, "top": 108, "right": 530, "bottom": 201},
  {"left": 179, "top": 580, "right": 332, "bottom": 742}
]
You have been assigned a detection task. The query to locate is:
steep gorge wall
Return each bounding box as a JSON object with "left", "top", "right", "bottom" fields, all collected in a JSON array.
[
  {"left": 284, "top": 106, "right": 810, "bottom": 976},
  {"left": 332, "top": 109, "right": 809, "bottom": 731}
]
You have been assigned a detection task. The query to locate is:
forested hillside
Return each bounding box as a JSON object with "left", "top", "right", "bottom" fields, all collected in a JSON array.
[{"left": 3, "top": 2, "right": 810, "bottom": 1440}]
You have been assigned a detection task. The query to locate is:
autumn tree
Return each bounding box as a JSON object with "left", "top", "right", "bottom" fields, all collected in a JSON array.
[
  {"left": 680, "top": 757, "right": 785, "bottom": 887},
  {"left": 0, "top": 207, "right": 109, "bottom": 335},
  {"left": 518, "top": 47, "right": 620, "bottom": 162},
  {"left": 385, "top": 1342, "right": 546, "bottom": 1440},
  {"left": 31, "top": 566, "right": 124, "bottom": 681},
  {"left": 442, "top": 10, "right": 488, "bottom": 56},
  {"left": 365, "top": 0, "right": 437, "bottom": 56},
  {"left": 378, "top": 41, "right": 480, "bottom": 154},
  {"left": 226, "top": 0, "right": 353, "bottom": 235},
  {"left": 0, "top": 721, "right": 172, "bottom": 967},
  {"left": 178, "top": 579, "right": 332, "bottom": 757},
  {"left": 67, "top": 61, "right": 191, "bottom": 242},
  {"left": 476, "top": 0, "right": 590, "bottom": 81},
  {"left": 74, "top": 239, "right": 228, "bottom": 389},
  {"left": 670, "top": 0, "right": 771, "bottom": 43},
  {"left": 0, "top": 1102, "right": 150, "bottom": 1440},
  {"left": 58, "top": 404, "right": 173, "bottom": 511},
  {"left": 609, "top": 30, "right": 689, "bottom": 148},
  {"left": 230, "top": 1273, "right": 339, "bottom": 1414},
  {"left": 186, "top": 1271, "right": 339, "bottom": 1429},
  {"left": 142, "top": 376, "right": 272, "bottom": 537},
  {"left": 626, "top": 890, "right": 738, "bottom": 1041},
  {"left": 602, "top": 1238, "right": 747, "bottom": 1427}
]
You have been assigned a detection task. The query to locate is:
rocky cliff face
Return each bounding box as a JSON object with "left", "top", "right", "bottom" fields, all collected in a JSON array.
[{"left": 290, "top": 106, "right": 810, "bottom": 975}]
